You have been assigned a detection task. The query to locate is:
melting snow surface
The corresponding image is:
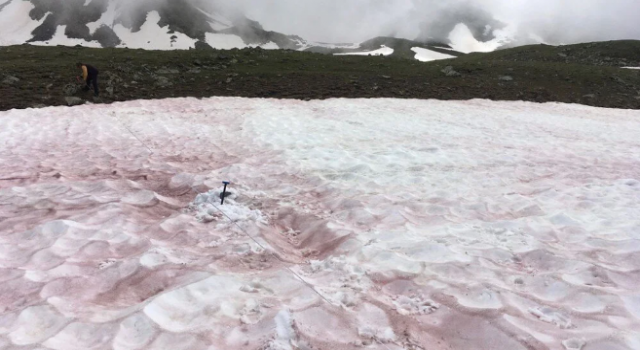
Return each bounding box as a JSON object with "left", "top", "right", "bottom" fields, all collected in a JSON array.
[
  {"left": 411, "top": 47, "right": 455, "bottom": 62},
  {"left": 334, "top": 45, "right": 394, "bottom": 56},
  {"left": 1, "top": 97, "right": 640, "bottom": 349}
]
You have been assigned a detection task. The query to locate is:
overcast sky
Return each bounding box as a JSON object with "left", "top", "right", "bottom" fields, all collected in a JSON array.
[{"left": 219, "top": 0, "right": 640, "bottom": 44}]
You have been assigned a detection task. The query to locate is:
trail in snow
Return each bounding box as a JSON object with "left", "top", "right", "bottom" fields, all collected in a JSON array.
[{"left": 1, "top": 97, "right": 640, "bottom": 349}]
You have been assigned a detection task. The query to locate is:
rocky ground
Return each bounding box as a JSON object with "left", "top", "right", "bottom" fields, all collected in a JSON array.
[{"left": 1, "top": 40, "right": 640, "bottom": 110}]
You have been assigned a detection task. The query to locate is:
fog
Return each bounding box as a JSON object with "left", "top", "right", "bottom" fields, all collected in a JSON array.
[
  {"left": 19, "top": 0, "right": 640, "bottom": 46},
  {"left": 217, "top": 0, "right": 640, "bottom": 44}
]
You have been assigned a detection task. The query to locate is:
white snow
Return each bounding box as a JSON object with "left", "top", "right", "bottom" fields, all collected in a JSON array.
[
  {"left": 622, "top": 67, "right": 640, "bottom": 70},
  {"left": 411, "top": 47, "right": 455, "bottom": 62},
  {"left": 30, "top": 25, "right": 102, "bottom": 48},
  {"left": 313, "top": 41, "right": 361, "bottom": 50},
  {"left": 260, "top": 41, "right": 280, "bottom": 50},
  {"left": 204, "top": 33, "right": 248, "bottom": 50},
  {"left": 114, "top": 11, "right": 197, "bottom": 50},
  {"left": 0, "top": 0, "right": 48, "bottom": 46},
  {"left": 334, "top": 45, "right": 394, "bottom": 56},
  {"left": 1, "top": 97, "right": 640, "bottom": 349},
  {"left": 204, "top": 33, "right": 280, "bottom": 50},
  {"left": 449, "top": 23, "right": 511, "bottom": 53}
]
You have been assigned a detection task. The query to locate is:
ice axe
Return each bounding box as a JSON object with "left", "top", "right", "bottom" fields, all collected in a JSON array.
[{"left": 220, "top": 181, "right": 230, "bottom": 205}]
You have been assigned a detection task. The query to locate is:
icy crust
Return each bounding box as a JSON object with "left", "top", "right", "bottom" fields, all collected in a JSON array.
[{"left": 1, "top": 97, "right": 640, "bottom": 349}]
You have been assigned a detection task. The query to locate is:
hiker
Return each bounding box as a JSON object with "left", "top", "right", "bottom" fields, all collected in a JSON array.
[{"left": 77, "top": 62, "right": 99, "bottom": 96}]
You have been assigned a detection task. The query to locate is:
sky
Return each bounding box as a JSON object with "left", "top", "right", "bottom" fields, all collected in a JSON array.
[{"left": 220, "top": 0, "right": 640, "bottom": 44}]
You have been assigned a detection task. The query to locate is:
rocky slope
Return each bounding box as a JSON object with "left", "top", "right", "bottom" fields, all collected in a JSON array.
[{"left": 1, "top": 40, "right": 639, "bottom": 111}]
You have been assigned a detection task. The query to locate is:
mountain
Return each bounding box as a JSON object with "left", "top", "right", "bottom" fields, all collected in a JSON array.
[
  {"left": 415, "top": 3, "right": 506, "bottom": 44},
  {"left": 0, "top": 0, "right": 316, "bottom": 50},
  {"left": 0, "top": 0, "right": 506, "bottom": 59}
]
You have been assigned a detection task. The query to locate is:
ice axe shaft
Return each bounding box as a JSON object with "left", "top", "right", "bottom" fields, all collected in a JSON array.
[{"left": 221, "top": 181, "right": 230, "bottom": 205}]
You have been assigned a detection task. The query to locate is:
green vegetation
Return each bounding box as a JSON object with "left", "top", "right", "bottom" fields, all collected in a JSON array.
[{"left": 1, "top": 40, "right": 639, "bottom": 111}]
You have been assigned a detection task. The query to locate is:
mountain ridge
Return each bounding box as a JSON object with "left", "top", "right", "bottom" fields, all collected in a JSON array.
[{"left": 1, "top": 0, "right": 509, "bottom": 53}]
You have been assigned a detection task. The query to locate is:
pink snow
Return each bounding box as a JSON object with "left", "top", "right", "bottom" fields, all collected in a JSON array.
[{"left": 1, "top": 97, "right": 640, "bottom": 349}]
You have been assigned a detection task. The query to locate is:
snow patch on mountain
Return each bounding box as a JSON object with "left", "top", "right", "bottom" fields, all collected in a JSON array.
[
  {"left": 411, "top": 47, "right": 456, "bottom": 62},
  {"left": 204, "top": 33, "right": 246, "bottom": 50},
  {"left": 113, "top": 11, "right": 196, "bottom": 50},
  {"left": 448, "top": 23, "right": 508, "bottom": 53},
  {"left": 334, "top": 45, "right": 394, "bottom": 57},
  {"left": 0, "top": 0, "right": 47, "bottom": 46}
]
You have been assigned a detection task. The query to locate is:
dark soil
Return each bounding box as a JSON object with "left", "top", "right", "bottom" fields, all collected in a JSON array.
[{"left": 1, "top": 40, "right": 640, "bottom": 111}]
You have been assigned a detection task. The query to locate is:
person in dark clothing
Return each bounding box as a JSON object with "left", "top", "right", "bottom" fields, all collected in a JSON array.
[{"left": 77, "top": 62, "right": 99, "bottom": 96}]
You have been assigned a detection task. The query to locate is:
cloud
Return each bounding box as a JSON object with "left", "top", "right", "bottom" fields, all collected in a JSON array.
[
  {"left": 27, "top": 0, "right": 640, "bottom": 45},
  {"left": 218, "top": 0, "right": 640, "bottom": 44}
]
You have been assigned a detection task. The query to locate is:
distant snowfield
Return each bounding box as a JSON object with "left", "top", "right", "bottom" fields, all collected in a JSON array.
[
  {"left": 449, "top": 23, "right": 510, "bottom": 53},
  {"left": 622, "top": 67, "right": 640, "bottom": 70},
  {"left": 411, "top": 47, "right": 455, "bottom": 62},
  {"left": 204, "top": 33, "right": 279, "bottom": 50},
  {"left": 0, "top": 0, "right": 47, "bottom": 46},
  {"left": 114, "top": 11, "right": 197, "bottom": 50},
  {"left": 2, "top": 97, "right": 640, "bottom": 349},
  {"left": 334, "top": 45, "right": 394, "bottom": 56}
]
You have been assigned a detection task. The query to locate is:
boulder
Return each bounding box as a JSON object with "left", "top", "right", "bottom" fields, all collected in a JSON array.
[
  {"left": 442, "top": 66, "right": 461, "bottom": 77},
  {"left": 65, "top": 97, "right": 84, "bottom": 106},
  {"left": 2, "top": 75, "right": 20, "bottom": 85},
  {"left": 155, "top": 76, "right": 173, "bottom": 87},
  {"left": 62, "top": 83, "right": 79, "bottom": 96}
]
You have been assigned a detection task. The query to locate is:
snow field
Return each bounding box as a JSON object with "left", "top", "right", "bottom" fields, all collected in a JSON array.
[
  {"left": 113, "top": 11, "right": 197, "bottom": 50},
  {"left": 334, "top": 45, "right": 394, "bottom": 57},
  {"left": 0, "top": 0, "right": 48, "bottom": 46},
  {"left": 1, "top": 97, "right": 640, "bottom": 349},
  {"left": 411, "top": 47, "right": 456, "bottom": 62}
]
